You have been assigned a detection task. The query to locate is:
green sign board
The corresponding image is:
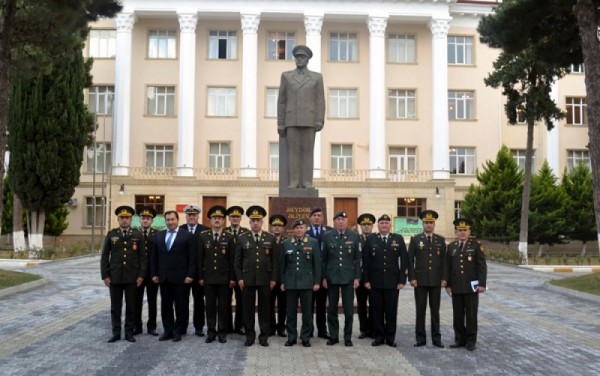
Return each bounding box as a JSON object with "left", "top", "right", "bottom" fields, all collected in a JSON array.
[
  {"left": 393, "top": 217, "right": 422, "bottom": 237},
  {"left": 131, "top": 215, "right": 167, "bottom": 230}
]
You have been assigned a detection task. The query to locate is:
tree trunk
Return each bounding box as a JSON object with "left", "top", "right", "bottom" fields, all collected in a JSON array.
[
  {"left": 574, "top": 0, "right": 600, "bottom": 258},
  {"left": 518, "top": 118, "right": 535, "bottom": 265},
  {"left": 537, "top": 244, "right": 543, "bottom": 257},
  {"left": 26, "top": 209, "right": 45, "bottom": 255},
  {"left": 12, "top": 194, "right": 26, "bottom": 251},
  {"left": 581, "top": 242, "right": 587, "bottom": 257}
]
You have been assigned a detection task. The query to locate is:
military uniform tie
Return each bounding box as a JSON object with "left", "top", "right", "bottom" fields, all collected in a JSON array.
[
  {"left": 427, "top": 235, "right": 432, "bottom": 245},
  {"left": 214, "top": 232, "right": 219, "bottom": 247},
  {"left": 143, "top": 229, "right": 148, "bottom": 239}
]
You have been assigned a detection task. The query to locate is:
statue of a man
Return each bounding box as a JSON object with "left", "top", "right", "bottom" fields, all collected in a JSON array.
[{"left": 277, "top": 45, "right": 325, "bottom": 189}]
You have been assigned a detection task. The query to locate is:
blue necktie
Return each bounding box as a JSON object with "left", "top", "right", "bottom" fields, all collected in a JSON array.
[{"left": 166, "top": 230, "right": 176, "bottom": 251}]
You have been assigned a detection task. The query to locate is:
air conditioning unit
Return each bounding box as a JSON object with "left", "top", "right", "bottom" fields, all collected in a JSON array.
[{"left": 68, "top": 198, "right": 79, "bottom": 207}]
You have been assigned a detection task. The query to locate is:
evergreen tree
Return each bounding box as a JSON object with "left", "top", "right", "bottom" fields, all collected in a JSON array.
[
  {"left": 529, "top": 161, "right": 565, "bottom": 255},
  {"left": 561, "top": 163, "right": 596, "bottom": 256},
  {"left": 462, "top": 146, "right": 523, "bottom": 245}
]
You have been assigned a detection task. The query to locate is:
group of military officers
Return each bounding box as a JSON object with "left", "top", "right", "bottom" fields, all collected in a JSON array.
[{"left": 101, "top": 204, "right": 486, "bottom": 351}]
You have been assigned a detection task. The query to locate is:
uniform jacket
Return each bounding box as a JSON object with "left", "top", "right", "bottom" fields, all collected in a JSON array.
[
  {"left": 137, "top": 227, "right": 157, "bottom": 280},
  {"left": 151, "top": 228, "right": 196, "bottom": 284},
  {"left": 197, "top": 229, "right": 236, "bottom": 284},
  {"left": 280, "top": 236, "right": 322, "bottom": 290},
  {"left": 224, "top": 226, "right": 250, "bottom": 245},
  {"left": 363, "top": 233, "right": 409, "bottom": 289},
  {"left": 407, "top": 232, "right": 447, "bottom": 286},
  {"left": 234, "top": 231, "right": 279, "bottom": 286},
  {"left": 101, "top": 227, "right": 145, "bottom": 284},
  {"left": 443, "top": 238, "right": 487, "bottom": 294},
  {"left": 321, "top": 229, "right": 361, "bottom": 284},
  {"left": 306, "top": 224, "right": 332, "bottom": 248},
  {"left": 277, "top": 69, "right": 325, "bottom": 128}
]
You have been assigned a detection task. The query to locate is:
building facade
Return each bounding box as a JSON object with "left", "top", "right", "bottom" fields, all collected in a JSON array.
[{"left": 70, "top": 0, "right": 588, "bottom": 242}]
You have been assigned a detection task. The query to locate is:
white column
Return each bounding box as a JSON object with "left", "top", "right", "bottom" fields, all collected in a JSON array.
[
  {"left": 429, "top": 18, "right": 451, "bottom": 180},
  {"left": 367, "top": 16, "right": 388, "bottom": 179},
  {"left": 304, "top": 14, "right": 323, "bottom": 178},
  {"left": 113, "top": 13, "right": 135, "bottom": 176},
  {"left": 240, "top": 13, "right": 260, "bottom": 178},
  {"left": 177, "top": 13, "right": 198, "bottom": 177},
  {"left": 547, "top": 79, "right": 560, "bottom": 174}
]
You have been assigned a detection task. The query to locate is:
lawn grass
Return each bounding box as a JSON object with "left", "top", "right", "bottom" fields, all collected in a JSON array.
[
  {"left": 0, "top": 269, "right": 42, "bottom": 290},
  {"left": 549, "top": 273, "right": 600, "bottom": 296}
]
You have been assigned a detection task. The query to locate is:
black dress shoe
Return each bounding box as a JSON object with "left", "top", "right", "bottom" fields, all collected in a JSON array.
[
  {"left": 173, "top": 334, "right": 182, "bottom": 342},
  {"left": 318, "top": 332, "right": 329, "bottom": 339},
  {"left": 195, "top": 330, "right": 205, "bottom": 337},
  {"left": 244, "top": 339, "right": 254, "bottom": 346},
  {"left": 386, "top": 341, "right": 397, "bottom": 348},
  {"left": 344, "top": 340, "right": 353, "bottom": 347},
  {"left": 125, "top": 335, "right": 136, "bottom": 343},
  {"left": 132, "top": 328, "right": 142, "bottom": 335},
  {"left": 302, "top": 341, "right": 311, "bottom": 347},
  {"left": 148, "top": 329, "right": 159, "bottom": 336},
  {"left": 371, "top": 340, "right": 384, "bottom": 346},
  {"left": 259, "top": 340, "right": 269, "bottom": 347},
  {"left": 159, "top": 334, "right": 174, "bottom": 341},
  {"left": 466, "top": 344, "right": 476, "bottom": 351},
  {"left": 433, "top": 341, "right": 445, "bottom": 348},
  {"left": 233, "top": 328, "right": 245, "bottom": 335},
  {"left": 107, "top": 335, "right": 121, "bottom": 343},
  {"left": 218, "top": 337, "right": 227, "bottom": 343},
  {"left": 358, "top": 332, "right": 367, "bottom": 339},
  {"left": 277, "top": 330, "right": 286, "bottom": 338},
  {"left": 284, "top": 340, "right": 296, "bottom": 346},
  {"left": 450, "top": 342, "right": 466, "bottom": 348},
  {"left": 205, "top": 336, "right": 216, "bottom": 343},
  {"left": 326, "top": 339, "right": 339, "bottom": 346},
  {"left": 413, "top": 342, "right": 426, "bottom": 347}
]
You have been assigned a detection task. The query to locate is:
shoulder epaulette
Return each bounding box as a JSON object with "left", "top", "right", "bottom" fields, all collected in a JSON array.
[{"left": 200, "top": 229, "right": 211, "bottom": 235}]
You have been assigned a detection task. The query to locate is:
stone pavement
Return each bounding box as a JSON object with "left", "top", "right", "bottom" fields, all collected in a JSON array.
[{"left": 0, "top": 256, "right": 599, "bottom": 375}]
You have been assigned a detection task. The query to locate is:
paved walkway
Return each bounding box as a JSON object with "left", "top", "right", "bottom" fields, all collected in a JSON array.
[{"left": 0, "top": 256, "right": 599, "bottom": 375}]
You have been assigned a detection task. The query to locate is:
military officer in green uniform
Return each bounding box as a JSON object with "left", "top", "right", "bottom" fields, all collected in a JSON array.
[
  {"left": 133, "top": 206, "right": 159, "bottom": 336},
  {"left": 101, "top": 205, "right": 145, "bottom": 343},
  {"left": 364, "top": 214, "right": 409, "bottom": 347},
  {"left": 235, "top": 206, "right": 278, "bottom": 347},
  {"left": 356, "top": 213, "right": 375, "bottom": 339},
  {"left": 225, "top": 205, "right": 249, "bottom": 334},
  {"left": 444, "top": 217, "right": 487, "bottom": 351},
  {"left": 408, "top": 210, "right": 447, "bottom": 348},
  {"left": 280, "top": 219, "right": 322, "bottom": 347},
  {"left": 321, "top": 210, "right": 361, "bottom": 347},
  {"left": 269, "top": 214, "right": 287, "bottom": 337},
  {"left": 198, "top": 205, "right": 236, "bottom": 344}
]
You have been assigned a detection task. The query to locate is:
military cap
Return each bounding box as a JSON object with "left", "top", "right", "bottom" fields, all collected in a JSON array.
[
  {"left": 183, "top": 204, "right": 201, "bottom": 214},
  {"left": 247, "top": 205, "right": 267, "bottom": 219},
  {"left": 269, "top": 214, "right": 287, "bottom": 227},
  {"left": 292, "top": 219, "right": 306, "bottom": 228},
  {"left": 378, "top": 214, "right": 392, "bottom": 222},
  {"left": 292, "top": 45, "right": 313, "bottom": 59},
  {"left": 420, "top": 210, "right": 439, "bottom": 223},
  {"left": 137, "top": 206, "right": 157, "bottom": 218},
  {"left": 208, "top": 205, "right": 227, "bottom": 218},
  {"left": 115, "top": 205, "right": 135, "bottom": 217},
  {"left": 453, "top": 217, "right": 473, "bottom": 230},
  {"left": 310, "top": 207, "right": 323, "bottom": 216},
  {"left": 227, "top": 206, "right": 244, "bottom": 217},
  {"left": 333, "top": 210, "right": 347, "bottom": 220},
  {"left": 357, "top": 213, "right": 376, "bottom": 225}
]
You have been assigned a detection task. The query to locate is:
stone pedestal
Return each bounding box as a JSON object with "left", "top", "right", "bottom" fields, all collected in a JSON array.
[{"left": 270, "top": 197, "right": 327, "bottom": 235}]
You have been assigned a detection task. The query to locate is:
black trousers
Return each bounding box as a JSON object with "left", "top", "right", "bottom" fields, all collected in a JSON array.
[
  {"left": 191, "top": 281, "right": 205, "bottom": 332},
  {"left": 371, "top": 288, "right": 399, "bottom": 344},
  {"left": 327, "top": 284, "right": 355, "bottom": 341},
  {"left": 226, "top": 285, "right": 244, "bottom": 332},
  {"left": 356, "top": 282, "right": 372, "bottom": 335},
  {"left": 286, "top": 289, "right": 313, "bottom": 343},
  {"left": 159, "top": 282, "right": 190, "bottom": 336},
  {"left": 414, "top": 285, "right": 442, "bottom": 344},
  {"left": 109, "top": 282, "right": 137, "bottom": 336},
  {"left": 205, "top": 283, "right": 230, "bottom": 338},
  {"left": 312, "top": 284, "right": 328, "bottom": 335},
  {"left": 134, "top": 279, "right": 159, "bottom": 332},
  {"left": 270, "top": 282, "right": 286, "bottom": 332},
  {"left": 243, "top": 285, "right": 272, "bottom": 342},
  {"left": 451, "top": 292, "right": 479, "bottom": 346}
]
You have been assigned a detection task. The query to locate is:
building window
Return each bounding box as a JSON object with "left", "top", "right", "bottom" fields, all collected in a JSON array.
[
  {"left": 148, "top": 30, "right": 177, "bottom": 59},
  {"left": 209, "top": 142, "right": 231, "bottom": 171},
  {"left": 388, "top": 34, "right": 415, "bottom": 63},
  {"left": 329, "top": 89, "right": 358, "bottom": 118},
  {"left": 447, "top": 36, "right": 474, "bottom": 65},
  {"left": 331, "top": 144, "right": 353, "bottom": 174},
  {"left": 448, "top": 91, "right": 475, "bottom": 120},
  {"left": 329, "top": 32, "right": 358, "bottom": 62},
  {"left": 88, "top": 30, "right": 116, "bottom": 58},
  {"left": 269, "top": 142, "right": 279, "bottom": 179},
  {"left": 86, "top": 143, "right": 111, "bottom": 173},
  {"left": 267, "top": 32, "right": 296, "bottom": 60},
  {"left": 397, "top": 198, "right": 425, "bottom": 218},
  {"left": 567, "top": 150, "right": 591, "bottom": 171},
  {"left": 208, "top": 31, "right": 237, "bottom": 59},
  {"left": 207, "top": 87, "right": 236, "bottom": 117},
  {"left": 566, "top": 97, "right": 587, "bottom": 125},
  {"left": 146, "top": 86, "right": 175, "bottom": 116},
  {"left": 265, "top": 88, "right": 279, "bottom": 118},
  {"left": 454, "top": 201, "right": 462, "bottom": 220},
  {"left": 389, "top": 146, "right": 416, "bottom": 174},
  {"left": 85, "top": 197, "right": 105, "bottom": 227},
  {"left": 516, "top": 103, "right": 526, "bottom": 124},
  {"left": 145, "top": 145, "right": 174, "bottom": 173},
  {"left": 89, "top": 86, "right": 114, "bottom": 115},
  {"left": 135, "top": 195, "right": 165, "bottom": 215},
  {"left": 388, "top": 89, "right": 416, "bottom": 119},
  {"left": 570, "top": 64, "right": 584, "bottom": 73},
  {"left": 449, "top": 147, "right": 476, "bottom": 175},
  {"left": 511, "top": 149, "right": 536, "bottom": 172}
]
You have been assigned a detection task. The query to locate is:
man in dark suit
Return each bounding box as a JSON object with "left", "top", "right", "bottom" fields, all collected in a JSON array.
[
  {"left": 133, "top": 206, "right": 159, "bottom": 336},
  {"left": 408, "top": 210, "right": 447, "bottom": 348},
  {"left": 235, "top": 206, "right": 278, "bottom": 347},
  {"left": 151, "top": 210, "right": 196, "bottom": 342},
  {"left": 364, "top": 214, "right": 409, "bottom": 348},
  {"left": 356, "top": 213, "right": 376, "bottom": 339},
  {"left": 444, "top": 217, "right": 487, "bottom": 351},
  {"left": 322, "top": 211, "right": 361, "bottom": 347},
  {"left": 101, "top": 206, "right": 145, "bottom": 343},
  {"left": 179, "top": 204, "right": 209, "bottom": 337},
  {"left": 305, "top": 207, "right": 331, "bottom": 339},
  {"left": 280, "top": 219, "right": 322, "bottom": 347},
  {"left": 277, "top": 45, "right": 325, "bottom": 189},
  {"left": 269, "top": 214, "right": 287, "bottom": 337},
  {"left": 224, "top": 205, "right": 249, "bottom": 335}
]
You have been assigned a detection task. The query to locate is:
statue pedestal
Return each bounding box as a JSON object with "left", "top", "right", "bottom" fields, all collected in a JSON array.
[
  {"left": 270, "top": 197, "right": 328, "bottom": 235},
  {"left": 279, "top": 187, "right": 319, "bottom": 198}
]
